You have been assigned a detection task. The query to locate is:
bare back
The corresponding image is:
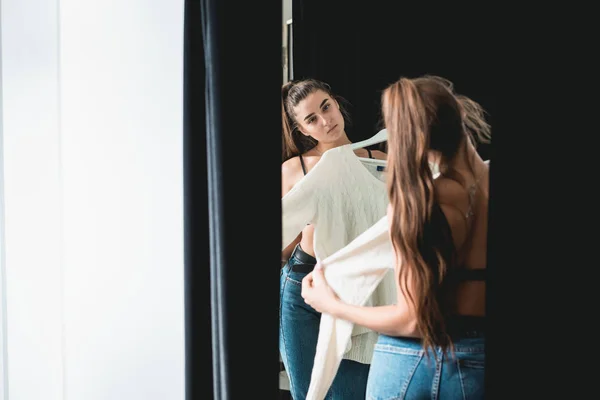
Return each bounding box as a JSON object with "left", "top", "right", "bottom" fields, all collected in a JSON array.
[{"left": 435, "top": 158, "right": 489, "bottom": 317}]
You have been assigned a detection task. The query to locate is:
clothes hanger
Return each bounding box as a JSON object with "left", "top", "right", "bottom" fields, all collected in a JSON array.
[
  {"left": 349, "top": 129, "right": 387, "bottom": 166},
  {"left": 350, "top": 128, "right": 387, "bottom": 151}
]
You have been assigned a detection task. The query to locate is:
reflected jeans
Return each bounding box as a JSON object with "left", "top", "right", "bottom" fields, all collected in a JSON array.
[{"left": 279, "top": 246, "right": 370, "bottom": 400}]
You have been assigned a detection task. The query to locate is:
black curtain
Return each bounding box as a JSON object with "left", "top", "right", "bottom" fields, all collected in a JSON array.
[
  {"left": 184, "top": 0, "right": 281, "bottom": 398},
  {"left": 183, "top": 0, "right": 212, "bottom": 398}
]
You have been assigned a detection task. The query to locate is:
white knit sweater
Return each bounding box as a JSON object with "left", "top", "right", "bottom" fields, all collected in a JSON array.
[
  {"left": 281, "top": 144, "right": 397, "bottom": 364},
  {"left": 306, "top": 216, "right": 394, "bottom": 399}
]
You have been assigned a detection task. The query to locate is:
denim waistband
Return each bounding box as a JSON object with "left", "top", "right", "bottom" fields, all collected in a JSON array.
[
  {"left": 287, "top": 244, "right": 317, "bottom": 274},
  {"left": 377, "top": 333, "right": 484, "bottom": 353},
  {"left": 291, "top": 244, "right": 316, "bottom": 264}
]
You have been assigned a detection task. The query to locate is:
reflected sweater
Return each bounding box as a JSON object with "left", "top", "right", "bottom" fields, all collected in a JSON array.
[{"left": 282, "top": 144, "right": 397, "bottom": 365}]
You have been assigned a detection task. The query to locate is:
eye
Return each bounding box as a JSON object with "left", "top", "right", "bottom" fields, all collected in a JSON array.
[
  {"left": 307, "top": 116, "right": 316, "bottom": 124},
  {"left": 322, "top": 103, "right": 330, "bottom": 111}
]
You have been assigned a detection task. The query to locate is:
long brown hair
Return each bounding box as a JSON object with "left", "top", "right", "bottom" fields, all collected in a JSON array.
[
  {"left": 282, "top": 79, "right": 351, "bottom": 162},
  {"left": 382, "top": 75, "right": 491, "bottom": 357}
]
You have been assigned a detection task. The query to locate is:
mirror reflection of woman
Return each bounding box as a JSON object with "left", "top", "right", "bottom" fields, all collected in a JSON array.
[
  {"left": 280, "top": 78, "right": 386, "bottom": 400},
  {"left": 302, "top": 75, "right": 490, "bottom": 399}
]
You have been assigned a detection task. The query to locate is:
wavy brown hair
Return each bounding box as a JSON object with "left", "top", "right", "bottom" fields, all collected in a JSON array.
[
  {"left": 382, "top": 75, "right": 491, "bottom": 357},
  {"left": 282, "top": 79, "right": 352, "bottom": 162}
]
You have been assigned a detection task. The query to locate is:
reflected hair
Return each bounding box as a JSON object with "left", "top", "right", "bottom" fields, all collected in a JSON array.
[{"left": 282, "top": 78, "right": 352, "bottom": 162}]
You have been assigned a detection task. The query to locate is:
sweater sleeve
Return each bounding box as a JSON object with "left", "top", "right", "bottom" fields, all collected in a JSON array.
[
  {"left": 306, "top": 215, "right": 396, "bottom": 400},
  {"left": 282, "top": 178, "right": 318, "bottom": 250}
]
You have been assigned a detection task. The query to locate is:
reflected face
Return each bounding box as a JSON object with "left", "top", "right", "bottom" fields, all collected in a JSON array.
[{"left": 293, "top": 90, "right": 345, "bottom": 144}]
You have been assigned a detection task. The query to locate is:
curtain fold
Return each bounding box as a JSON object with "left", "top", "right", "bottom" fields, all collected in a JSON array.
[
  {"left": 187, "top": 0, "right": 282, "bottom": 398},
  {"left": 183, "top": 0, "right": 214, "bottom": 399}
]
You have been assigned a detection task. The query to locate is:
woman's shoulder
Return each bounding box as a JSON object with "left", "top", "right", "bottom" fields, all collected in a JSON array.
[
  {"left": 282, "top": 153, "right": 326, "bottom": 195},
  {"left": 282, "top": 156, "right": 304, "bottom": 196},
  {"left": 282, "top": 155, "right": 302, "bottom": 174}
]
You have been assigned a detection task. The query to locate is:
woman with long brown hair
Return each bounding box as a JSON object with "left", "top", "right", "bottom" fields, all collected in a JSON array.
[
  {"left": 302, "top": 75, "right": 490, "bottom": 399},
  {"left": 280, "top": 78, "right": 388, "bottom": 399}
]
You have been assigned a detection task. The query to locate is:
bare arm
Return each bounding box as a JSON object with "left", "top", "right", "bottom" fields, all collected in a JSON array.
[
  {"left": 301, "top": 264, "right": 419, "bottom": 338},
  {"left": 281, "top": 157, "right": 306, "bottom": 261},
  {"left": 329, "top": 300, "right": 418, "bottom": 337},
  {"left": 282, "top": 157, "right": 302, "bottom": 197}
]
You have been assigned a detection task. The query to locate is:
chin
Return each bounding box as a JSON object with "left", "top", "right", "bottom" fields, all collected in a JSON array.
[{"left": 329, "top": 127, "right": 343, "bottom": 139}]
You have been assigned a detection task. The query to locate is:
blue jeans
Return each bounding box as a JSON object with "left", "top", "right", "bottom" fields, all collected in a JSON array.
[
  {"left": 366, "top": 334, "right": 485, "bottom": 399},
  {"left": 279, "top": 246, "right": 370, "bottom": 400}
]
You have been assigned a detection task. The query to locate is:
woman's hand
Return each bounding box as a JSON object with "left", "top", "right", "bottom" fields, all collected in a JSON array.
[{"left": 301, "top": 263, "right": 340, "bottom": 315}]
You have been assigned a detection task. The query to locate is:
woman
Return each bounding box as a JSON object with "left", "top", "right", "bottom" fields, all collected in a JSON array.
[
  {"left": 280, "top": 78, "right": 387, "bottom": 399},
  {"left": 302, "top": 75, "right": 490, "bottom": 399}
]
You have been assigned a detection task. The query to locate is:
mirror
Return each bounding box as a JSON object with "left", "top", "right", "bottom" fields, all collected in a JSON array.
[{"left": 279, "top": 1, "right": 492, "bottom": 398}]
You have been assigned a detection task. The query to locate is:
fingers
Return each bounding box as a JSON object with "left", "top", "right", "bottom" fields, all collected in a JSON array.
[
  {"left": 301, "top": 272, "right": 313, "bottom": 297},
  {"left": 311, "top": 264, "right": 325, "bottom": 284}
]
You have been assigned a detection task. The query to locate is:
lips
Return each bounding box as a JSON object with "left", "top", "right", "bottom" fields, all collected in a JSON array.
[{"left": 327, "top": 124, "right": 338, "bottom": 134}]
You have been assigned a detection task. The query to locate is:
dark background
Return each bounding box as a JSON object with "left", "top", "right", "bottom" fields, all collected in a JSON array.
[{"left": 292, "top": 1, "right": 493, "bottom": 160}]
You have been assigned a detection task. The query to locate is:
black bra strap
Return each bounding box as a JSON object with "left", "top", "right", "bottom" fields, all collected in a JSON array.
[
  {"left": 299, "top": 155, "right": 307, "bottom": 175},
  {"left": 367, "top": 148, "right": 373, "bottom": 159}
]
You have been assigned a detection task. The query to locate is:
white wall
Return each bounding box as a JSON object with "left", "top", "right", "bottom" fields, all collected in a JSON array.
[
  {"left": 1, "top": 0, "right": 64, "bottom": 398},
  {"left": 0, "top": 0, "right": 185, "bottom": 399},
  {"left": 0, "top": 3, "right": 8, "bottom": 396}
]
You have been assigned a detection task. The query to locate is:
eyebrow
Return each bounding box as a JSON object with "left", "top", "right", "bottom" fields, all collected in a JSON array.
[{"left": 303, "top": 98, "right": 330, "bottom": 121}]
